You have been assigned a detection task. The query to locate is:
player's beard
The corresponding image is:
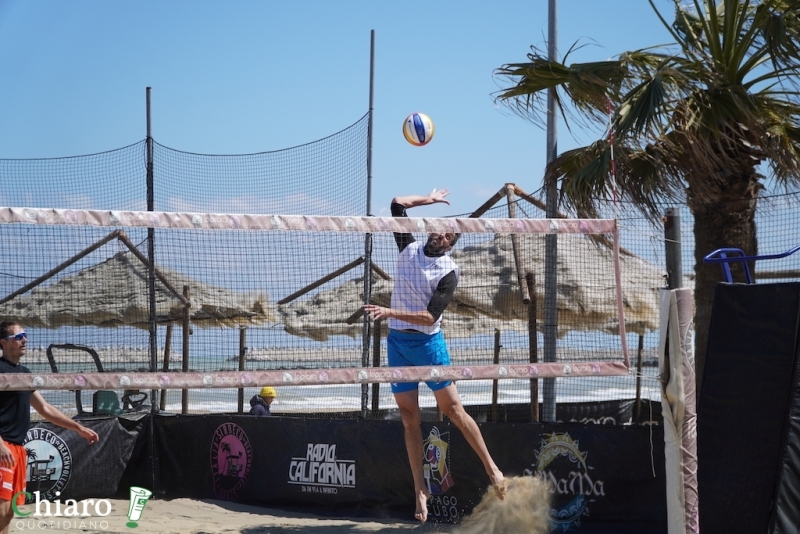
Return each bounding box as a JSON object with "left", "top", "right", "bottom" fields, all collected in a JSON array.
[{"left": 425, "top": 234, "right": 449, "bottom": 255}]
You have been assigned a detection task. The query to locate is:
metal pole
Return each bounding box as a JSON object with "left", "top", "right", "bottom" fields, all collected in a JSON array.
[
  {"left": 366, "top": 29, "right": 375, "bottom": 218},
  {"left": 664, "top": 208, "right": 683, "bottom": 289},
  {"left": 542, "top": 0, "right": 558, "bottom": 422},
  {"left": 361, "top": 30, "right": 376, "bottom": 418},
  {"left": 146, "top": 87, "right": 158, "bottom": 404},
  {"left": 145, "top": 86, "right": 160, "bottom": 500}
]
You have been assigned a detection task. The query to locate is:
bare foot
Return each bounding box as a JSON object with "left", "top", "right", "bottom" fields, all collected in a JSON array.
[
  {"left": 414, "top": 488, "right": 430, "bottom": 522},
  {"left": 489, "top": 468, "right": 507, "bottom": 500}
]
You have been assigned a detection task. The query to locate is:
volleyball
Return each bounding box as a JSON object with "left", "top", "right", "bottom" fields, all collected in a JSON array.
[{"left": 403, "top": 112, "right": 435, "bottom": 146}]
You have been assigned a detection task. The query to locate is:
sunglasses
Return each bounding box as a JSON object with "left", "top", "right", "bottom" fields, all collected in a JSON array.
[{"left": 2, "top": 332, "right": 26, "bottom": 342}]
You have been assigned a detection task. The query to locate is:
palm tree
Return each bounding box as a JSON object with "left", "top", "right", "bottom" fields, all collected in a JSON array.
[{"left": 494, "top": 0, "right": 800, "bottom": 389}]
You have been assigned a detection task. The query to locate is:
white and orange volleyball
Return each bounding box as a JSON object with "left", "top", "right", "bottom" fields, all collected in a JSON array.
[{"left": 402, "top": 112, "right": 435, "bottom": 146}]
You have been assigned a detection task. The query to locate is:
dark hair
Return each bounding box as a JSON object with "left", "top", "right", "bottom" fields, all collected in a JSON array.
[
  {"left": 0, "top": 321, "right": 20, "bottom": 340},
  {"left": 449, "top": 233, "right": 460, "bottom": 246}
]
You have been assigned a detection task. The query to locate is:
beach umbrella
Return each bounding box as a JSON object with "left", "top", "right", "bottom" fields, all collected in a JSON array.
[
  {"left": 278, "top": 234, "right": 664, "bottom": 341},
  {"left": 277, "top": 277, "right": 522, "bottom": 342},
  {"left": 0, "top": 252, "right": 273, "bottom": 329},
  {"left": 451, "top": 234, "right": 664, "bottom": 336}
]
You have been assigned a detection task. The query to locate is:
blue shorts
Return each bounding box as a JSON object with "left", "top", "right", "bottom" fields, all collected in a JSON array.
[{"left": 387, "top": 329, "right": 452, "bottom": 394}]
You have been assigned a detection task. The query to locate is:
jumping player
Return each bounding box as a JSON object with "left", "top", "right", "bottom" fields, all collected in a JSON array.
[{"left": 364, "top": 189, "right": 505, "bottom": 522}]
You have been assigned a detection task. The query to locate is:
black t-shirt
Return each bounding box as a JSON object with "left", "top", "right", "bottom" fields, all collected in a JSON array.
[
  {"left": 0, "top": 357, "right": 32, "bottom": 445},
  {"left": 391, "top": 202, "right": 458, "bottom": 321}
]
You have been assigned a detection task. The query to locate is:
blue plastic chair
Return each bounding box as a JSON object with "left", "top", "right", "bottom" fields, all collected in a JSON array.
[{"left": 703, "top": 245, "right": 800, "bottom": 283}]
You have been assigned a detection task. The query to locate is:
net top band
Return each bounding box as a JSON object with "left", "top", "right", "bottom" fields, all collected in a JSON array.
[{"left": 0, "top": 207, "right": 617, "bottom": 234}]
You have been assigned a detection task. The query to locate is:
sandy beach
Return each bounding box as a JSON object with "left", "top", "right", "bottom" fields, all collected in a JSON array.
[
  {"left": 9, "top": 498, "right": 455, "bottom": 534},
  {"left": 8, "top": 476, "right": 551, "bottom": 534}
]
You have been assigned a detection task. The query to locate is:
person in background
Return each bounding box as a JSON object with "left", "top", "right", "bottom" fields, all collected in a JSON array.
[
  {"left": 249, "top": 386, "right": 276, "bottom": 416},
  {"left": 0, "top": 321, "right": 100, "bottom": 534},
  {"left": 364, "top": 189, "right": 505, "bottom": 523}
]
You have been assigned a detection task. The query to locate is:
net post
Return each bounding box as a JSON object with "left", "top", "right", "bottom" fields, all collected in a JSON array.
[
  {"left": 361, "top": 233, "right": 373, "bottom": 418},
  {"left": 145, "top": 87, "right": 158, "bottom": 415},
  {"left": 364, "top": 30, "right": 376, "bottom": 419}
]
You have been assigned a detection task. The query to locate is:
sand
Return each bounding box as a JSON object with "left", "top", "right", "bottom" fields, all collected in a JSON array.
[
  {"left": 9, "top": 498, "right": 452, "bottom": 534},
  {"left": 9, "top": 477, "right": 551, "bottom": 534}
]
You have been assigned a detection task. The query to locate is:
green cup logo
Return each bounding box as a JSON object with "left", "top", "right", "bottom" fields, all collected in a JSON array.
[{"left": 126, "top": 487, "right": 152, "bottom": 528}]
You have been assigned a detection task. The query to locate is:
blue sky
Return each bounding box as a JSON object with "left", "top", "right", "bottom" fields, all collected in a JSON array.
[{"left": 0, "top": 0, "right": 675, "bottom": 217}]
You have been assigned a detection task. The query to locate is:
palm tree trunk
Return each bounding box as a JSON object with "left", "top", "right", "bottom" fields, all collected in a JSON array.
[{"left": 688, "top": 174, "right": 759, "bottom": 397}]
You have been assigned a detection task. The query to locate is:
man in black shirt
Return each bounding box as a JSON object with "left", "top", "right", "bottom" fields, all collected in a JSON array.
[
  {"left": 364, "top": 189, "right": 505, "bottom": 523},
  {"left": 0, "top": 321, "right": 98, "bottom": 533}
]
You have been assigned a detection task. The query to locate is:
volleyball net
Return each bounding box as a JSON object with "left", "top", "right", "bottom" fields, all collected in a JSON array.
[{"left": 0, "top": 207, "right": 662, "bottom": 419}]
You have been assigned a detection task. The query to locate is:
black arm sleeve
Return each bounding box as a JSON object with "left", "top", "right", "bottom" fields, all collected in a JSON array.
[
  {"left": 391, "top": 202, "right": 415, "bottom": 253},
  {"left": 427, "top": 271, "right": 458, "bottom": 321}
]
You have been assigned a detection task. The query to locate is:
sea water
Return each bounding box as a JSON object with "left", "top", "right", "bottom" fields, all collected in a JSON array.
[{"left": 22, "top": 326, "right": 662, "bottom": 416}]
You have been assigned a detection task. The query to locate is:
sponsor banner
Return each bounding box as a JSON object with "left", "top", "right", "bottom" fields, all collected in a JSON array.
[
  {"left": 25, "top": 417, "right": 140, "bottom": 502},
  {"left": 487, "top": 423, "right": 666, "bottom": 531},
  {"left": 210, "top": 422, "right": 253, "bottom": 500},
  {"left": 155, "top": 416, "right": 363, "bottom": 507},
  {"left": 152, "top": 415, "right": 666, "bottom": 530}
]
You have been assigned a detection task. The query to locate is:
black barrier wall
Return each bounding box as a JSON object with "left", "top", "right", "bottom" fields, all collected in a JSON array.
[
  {"left": 154, "top": 415, "right": 666, "bottom": 533},
  {"left": 24, "top": 411, "right": 666, "bottom": 533},
  {"left": 699, "top": 282, "right": 800, "bottom": 534},
  {"left": 25, "top": 415, "right": 144, "bottom": 503}
]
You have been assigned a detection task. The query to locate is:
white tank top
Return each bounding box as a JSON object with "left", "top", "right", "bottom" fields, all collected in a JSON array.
[{"left": 389, "top": 241, "right": 459, "bottom": 335}]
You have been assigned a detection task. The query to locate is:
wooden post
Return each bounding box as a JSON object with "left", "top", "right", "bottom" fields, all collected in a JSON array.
[
  {"left": 159, "top": 324, "right": 172, "bottom": 411},
  {"left": 238, "top": 327, "right": 247, "bottom": 414},
  {"left": 181, "top": 285, "right": 190, "bottom": 415},
  {"left": 527, "top": 272, "right": 539, "bottom": 422},
  {"left": 505, "top": 184, "right": 530, "bottom": 304},
  {"left": 0, "top": 230, "right": 121, "bottom": 305},
  {"left": 492, "top": 329, "right": 501, "bottom": 422},
  {"left": 634, "top": 334, "right": 645, "bottom": 423},
  {"left": 469, "top": 187, "right": 506, "bottom": 218},
  {"left": 371, "top": 320, "right": 382, "bottom": 416},
  {"left": 278, "top": 257, "right": 365, "bottom": 304}
]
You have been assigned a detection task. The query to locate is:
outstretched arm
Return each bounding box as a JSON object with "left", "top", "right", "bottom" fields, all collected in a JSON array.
[
  {"left": 31, "top": 391, "right": 99, "bottom": 444},
  {"left": 391, "top": 188, "right": 450, "bottom": 253},
  {"left": 392, "top": 188, "right": 450, "bottom": 209}
]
